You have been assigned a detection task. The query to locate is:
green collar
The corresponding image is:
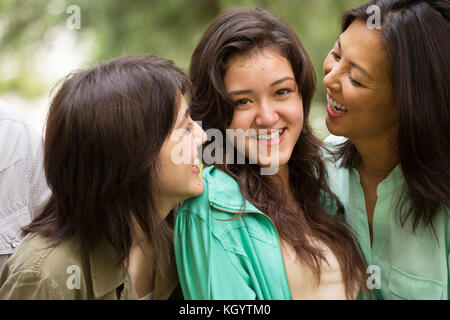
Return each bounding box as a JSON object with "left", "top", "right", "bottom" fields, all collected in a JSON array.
[{"left": 205, "top": 166, "right": 262, "bottom": 214}]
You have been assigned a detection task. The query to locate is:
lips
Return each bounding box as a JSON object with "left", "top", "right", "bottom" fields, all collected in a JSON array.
[
  {"left": 191, "top": 164, "right": 200, "bottom": 174},
  {"left": 326, "top": 93, "right": 348, "bottom": 118},
  {"left": 252, "top": 128, "right": 286, "bottom": 146}
]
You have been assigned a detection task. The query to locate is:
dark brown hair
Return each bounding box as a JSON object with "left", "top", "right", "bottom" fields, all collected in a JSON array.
[
  {"left": 190, "top": 7, "right": 367, "bottom": 298},
  {"left": 337, "top": 0, "right": 450, "bottom": 234},
  {"left": 24, "top": 55, "right": 190, "bottom": 276}
]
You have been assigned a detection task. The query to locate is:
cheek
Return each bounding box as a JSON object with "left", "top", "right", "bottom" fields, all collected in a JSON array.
[
  {"left": 228, "top": 110, "right": 254, "bottom": 130},
  {"left": 342, "top": 85, "right": 372, "bottom": 112},
  {"left": 283, "top": 99, "right": 304, "bottom": 129}
]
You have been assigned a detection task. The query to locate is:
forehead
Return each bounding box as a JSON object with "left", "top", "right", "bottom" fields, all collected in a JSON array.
[
  {"left": 340, "top": 19, "right": 390, "bottom": 79},
  {"left": 224, "top": 49, "right": 294, "bottom": 86}
]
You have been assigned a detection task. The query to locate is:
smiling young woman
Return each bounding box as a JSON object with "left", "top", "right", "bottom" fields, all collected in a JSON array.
[
  {"left": 174, "top": 7, "right": 368, "bottom": 300},
  {"left": 0, "top": 55, "right": 206, "bottom": 300},
  {"left": 322, "top": 0, "right": 449, "bottom": 300}
]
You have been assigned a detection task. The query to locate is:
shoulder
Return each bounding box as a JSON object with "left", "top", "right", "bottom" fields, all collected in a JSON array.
[
  {"left": 1, "top": 234, "right": 86, "bottom": 293},
  {"left": 320, "top": 135, "right": 352, "bottom": 197},
  {"left": 178, "top": 165, "right": 244, "bottom": 217},
  {"left": 321, "top": 134, "right": 348, "bottom": 159},
  {"left": 323, "top": 134, "right": 348, "bottom": 145},
  {"left": 176, "top": 166, "right": 262, "bottom": 240},
  {"left": 0, "top": 100, "right": 28, "bottom": 122},
  {"left": 0, "top": 100, "right": 35, "bottom": 139},
  {"left": 320, "top": 134, "right": 350, "bottom": 167},
  {"left": 0, "top": 100, "right": 42, "bottom": 169}
]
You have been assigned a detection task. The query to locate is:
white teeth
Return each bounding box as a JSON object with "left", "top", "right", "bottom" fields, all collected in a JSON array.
[
  {"left": 327, "top": 94, "right": 348, "bottom": 114},
  {"left": 254, "top": 129, "right": 284, "bottom": 141}
]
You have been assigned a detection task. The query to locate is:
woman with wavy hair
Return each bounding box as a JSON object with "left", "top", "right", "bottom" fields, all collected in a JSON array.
[
  {"left": 0, "top": 55, "right": 206, "bottom": 299},
  {"left": 174, "top": 7, "right": 367, "bottom": 300},
  {"left": 323, "top": 0, "right": 449, "bottom": 299}
]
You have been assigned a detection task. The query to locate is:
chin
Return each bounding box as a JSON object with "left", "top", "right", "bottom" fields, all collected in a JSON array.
[
  {"left": 188, "top": 180, "right": 205, "bottom": 198},
  {"left": 257, "top": 156, "right": 290, "bottom": 173},
  {"left": 325, "top": 119, "right": 344, "bottom": 137}
]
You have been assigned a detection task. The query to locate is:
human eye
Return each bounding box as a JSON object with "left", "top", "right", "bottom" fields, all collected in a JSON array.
[
  {"left": 349, "top": 74, "right": 363, "bottom": 87},
  {"left": 331, "top": 51, "right": 341, "bottom": 61},
  {"left": 234, "top": 98, "right": 252, "bottom": 106},
  {"left": 275, "top": 88, "right": 293, "bottom": 96}
]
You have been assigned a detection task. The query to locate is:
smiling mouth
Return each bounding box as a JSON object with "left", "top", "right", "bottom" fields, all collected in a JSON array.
[
  {"left": 327, "top": 93, "right": 348, "bottom": 114},
  {"left": 249, "top": 128, "right": 286, "bottom": 141}
]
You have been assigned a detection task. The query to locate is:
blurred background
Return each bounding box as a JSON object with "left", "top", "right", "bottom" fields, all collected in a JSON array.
[{"left": 0, "top": 0, "right": 366, "bottom": 138}]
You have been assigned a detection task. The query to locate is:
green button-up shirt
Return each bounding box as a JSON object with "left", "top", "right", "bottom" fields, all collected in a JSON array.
[
  {"left": 175, "top": 165, "right": 292, "bottom": 300},
  {"left": 0, "top": 233, "right": 180, "bottom": 300},
  {"left": 324, "top": 134, "right": 449, "bottom": 300}
]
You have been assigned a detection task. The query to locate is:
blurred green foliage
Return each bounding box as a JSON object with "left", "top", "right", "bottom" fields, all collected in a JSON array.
[{"left": 0, "top": 0, "right": 366, "bottom": 134}]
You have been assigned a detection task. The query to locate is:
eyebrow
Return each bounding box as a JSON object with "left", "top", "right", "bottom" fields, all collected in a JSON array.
[
  {"left": 337, "top": 37, "right": 373, "bottom": 80},
  {"left": 228, "top": 77, "right": 296, "bottom": 95}
]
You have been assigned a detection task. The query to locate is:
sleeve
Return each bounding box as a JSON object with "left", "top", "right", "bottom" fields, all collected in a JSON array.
[
  {"left": 174, "top": 208, "right": 256, "bottom": 300},
  {"left": 0, "top": 270, "right": 63, "bottom": 300},
  {"left": 25, "top": 122, "right": 51, "bottom": 219}
]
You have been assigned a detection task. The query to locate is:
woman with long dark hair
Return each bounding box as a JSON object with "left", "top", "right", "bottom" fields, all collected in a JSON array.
[
  {"left": 174, "top": 7, "right": 367, "bottom": 300},
  {"left": 323, "top": 0, "right": 449, "bottom": 299},
  {"left": 0, "top": 55, "right": 206, "bottom": 299}
]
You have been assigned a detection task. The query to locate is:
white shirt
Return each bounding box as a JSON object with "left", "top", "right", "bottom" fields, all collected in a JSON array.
[{"left": 0, "top": 100, "right": 50, "bottom": 274}]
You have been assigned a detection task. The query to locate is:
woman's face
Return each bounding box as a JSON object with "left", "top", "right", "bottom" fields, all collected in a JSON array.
[
  {"left": 224, "top": 48, "right": 303, "bottom": 171},
  {"left": 323, "top": 19, "right": 396, "bottom": 143},
  {"left": 156, "top": 94, "right": 206, "bottom": 213}
]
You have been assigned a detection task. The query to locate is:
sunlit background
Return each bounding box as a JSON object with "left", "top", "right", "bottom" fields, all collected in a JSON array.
[{"left": 0, "top": 0, "right": 365, "bottom": 139}]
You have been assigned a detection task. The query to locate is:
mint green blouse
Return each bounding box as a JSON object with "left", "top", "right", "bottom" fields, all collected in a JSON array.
[{"left": 324, "top": 134, "right": 449, "bottom": 300}]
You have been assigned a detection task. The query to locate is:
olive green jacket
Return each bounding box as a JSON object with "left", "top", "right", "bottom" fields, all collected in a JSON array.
[{"left": 0, "top": 233, "right": 180, "bottom": 300}]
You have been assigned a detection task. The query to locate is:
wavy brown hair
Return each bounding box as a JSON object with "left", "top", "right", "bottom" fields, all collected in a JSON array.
[
  {"left": 23, "top": 55, "right": 190, "bottom": 276},
  {"left": 337, "top": 0, "right": 450, "bottom": 235},
  {"left": 189, "top": 7, "right": 367, "bottom": 298}
]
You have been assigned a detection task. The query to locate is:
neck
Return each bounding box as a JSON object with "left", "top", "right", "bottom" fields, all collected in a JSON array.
[
  {"left": 269, "top": 164, "right": 295, "bottom": 203},
  {"left": 351, "top": 133, "right": 398, "bottom": 180},
  {"left": 128, "top": 218, "right": 155, "bottom": 298},
  {"left": 154, "top": 196, "right": 176, "bottom": 221}
]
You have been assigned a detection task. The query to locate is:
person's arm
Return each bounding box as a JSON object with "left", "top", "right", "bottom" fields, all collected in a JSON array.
[
  {"left": 25, "top": 123, "right": 51, "bottom": 219},
  {"left": 174, "top": 207, "right": 256, "bottom": 300}
]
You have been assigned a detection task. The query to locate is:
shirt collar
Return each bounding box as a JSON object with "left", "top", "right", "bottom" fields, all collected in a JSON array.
[
  {"left": 351, "top": 163, "right": 405, "bottom": 197},
  {"left": 89, "top": 237, "right": 179, "bottom": 300},
  {"left": 206, "top": 166, "right": 262, "bottom": 214},
  {"left": 89, "top": 237, "right": 129, "bottom": 299},
  {"left": 376, "top": 163, "right": 405, "bottom": 197}
]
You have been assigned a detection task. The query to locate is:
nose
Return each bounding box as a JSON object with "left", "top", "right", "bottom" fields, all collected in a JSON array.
[
  {"left": 255, "top": 100, "right": 279, "bottom": 127},
  {"left": 194, "top": 121, "right": 207, "bottom": 145},
  {"left": 323, "top": 56, "right": 341, "bottom": 92}
]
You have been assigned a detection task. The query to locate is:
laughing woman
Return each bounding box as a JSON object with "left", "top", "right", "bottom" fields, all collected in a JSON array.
[
  {"left": 174, "top": 8, "right": 367, "bottom": 300},
  {"left": 0, "top": 55, "right": 206, "bottom": 299},
  {"left": 322, "top": 0, "right": 449, "bottom": 299}
]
